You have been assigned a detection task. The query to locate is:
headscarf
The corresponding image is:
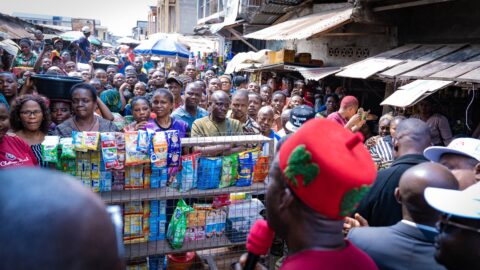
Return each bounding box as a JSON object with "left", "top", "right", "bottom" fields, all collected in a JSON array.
[
  {"left": 100, "top": 88, "right": 122, "bottom": 113},
  {"left": 0, "top": 93, "right": 9, "bottom": 111}
]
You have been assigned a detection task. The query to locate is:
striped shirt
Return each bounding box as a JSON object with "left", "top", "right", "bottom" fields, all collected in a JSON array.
[{"left": 369, "top": 136, "right": 394, "bottom": 170}]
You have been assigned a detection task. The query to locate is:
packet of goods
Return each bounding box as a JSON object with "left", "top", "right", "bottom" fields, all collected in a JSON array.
[
  {"left": 59, "top": 137, "right": 76, "bottom": 159},
  {"left": 41, "top": 136, "right": 60, "bottom": 163},
  {"left": 143, "top": 163, "right": 151, "bottom": 189},
  {"left": 237, "top": 149, "right": 260, "bottom": 187},
  {"left": 100, "top": 171, "right": 112, "bottom": 192},
  {"left": 165, "top": 130, "right": 181, "bottom": 168},
  {"left": 112, "top": 169, "right": 125, "bottom": 190},
  {"left": 185, "top": 208, "right": 206, "bottom": 242},
  {"left": 123, "top": 202, "right": 145, "bottom": 244},
  {"left": 151, "top": 131, "right": 168, "bottom": 168},
  {"left": 197, "top": 157, "right": 222, "bottom": 190},
  {"left": 82, "top": 132, "right": 100, "bottom": 151},
  {"left": 136, "top": 130, "right": 150, "bottom": 153},
  {"left": 175, "top": 153, "right": 201, "bottom": 192},
  {"left": 72, "top": 131, "right": 87, "bottom": 152},
  {"left": 125, "top": 165, "right": 144, "bottom": 190},
  {"left": 205, "top": 207, "right": 227, "bottom": 238},
  {"left": 220, "top": 153, "right": 239, "bottom": 188},
  {"left": 166, "top": 199, "right": 194, "bottom": 249},
  {"left": 125, "top": 131, "right": 150, "bottom": 166},
  {"left": 100, "top": 132, "right": 119, "bottom": 169},
  {"left": 151, "top": 166, "right": 168, "bottom": 188},
  {"left": 253, "top": 156, "right": 270, "bottom": 182}
]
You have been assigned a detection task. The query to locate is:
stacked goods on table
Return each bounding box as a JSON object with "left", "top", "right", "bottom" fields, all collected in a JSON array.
[
  {"left": 121, "top": 200, "right": 167, "bottom": 244},
  {"left": 166, "top": 194, "right": 265, "bottom": 249},
  {"left": 40, "top": 131, "right": 271, "bottom": 193}
]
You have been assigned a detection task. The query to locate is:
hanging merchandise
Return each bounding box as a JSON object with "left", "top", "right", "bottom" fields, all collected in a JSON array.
[
  {"left": 82, "top": 132, "right": 100, "bottom": 151},
  {"left": 72, "top": 131, "right": 87, "bottom": 152},
  {"left": 100, "top": 132, "right": 119, "bottom": 169},
  {"left": 165, "top": 130, "right": 181, "bottom": 168},
  {"left": 237, "top": 149, "right": 260, "bottom": 187},
  {"left": 151, "top": 131, "right": 168, "bottom": 168},
  {"left": 41, "top": 136, "right": 60, "bottom": 163},
  {"left": 166, "top": 199, "right": 194, "bottom": 249},
  {"left": 175, "top": 153, "right": 201, "bottom": 192},
  {"left": 197, "top": 157, "right": 222, "bottom": 189},
  {"left": 60, "top": 137, "right": 76, "bottom": 159},
  {"left": 220, "top": 153, "right": 239, "bottom": 188},
  {"left": 125, "top": 131, "right": 150, "bottom": 166}
]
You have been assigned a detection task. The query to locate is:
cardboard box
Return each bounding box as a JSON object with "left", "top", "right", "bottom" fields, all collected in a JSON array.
[
  {"left": 266, "top": 51, "right": 276, "bottom": 65},
  {"left": 295, "top": 53, "right": 312, "bottom": 64},
  {"left": 275, "top": 49, "right": 295, "bottom": 63},
  {"left": 311, "top": 59, "right": 324, "bottom": 66}
]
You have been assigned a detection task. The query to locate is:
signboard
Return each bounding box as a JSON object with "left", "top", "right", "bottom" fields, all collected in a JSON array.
[{"left": 71, "top": 18, "right": 95, "bottom": 32}]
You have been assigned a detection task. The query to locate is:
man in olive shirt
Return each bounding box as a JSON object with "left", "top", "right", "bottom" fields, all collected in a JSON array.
[{"left": 191, "top": 90, "right": 244, "bottom": 156}]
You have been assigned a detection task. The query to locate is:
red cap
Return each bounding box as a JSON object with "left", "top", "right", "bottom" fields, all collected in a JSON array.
[
  {"left": 246, "top": 220, "right": 275, "bottom": 256},
  {"left": 278, "top": 118, "right": 376, "bottom": 219}
]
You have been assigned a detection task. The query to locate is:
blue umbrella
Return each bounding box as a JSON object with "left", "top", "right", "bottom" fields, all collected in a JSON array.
[{"left": 133, "top": 38, "right": 190, "bottom": 58}]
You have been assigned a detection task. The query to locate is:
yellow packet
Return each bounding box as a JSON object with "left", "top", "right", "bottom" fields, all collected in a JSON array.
[{"left": 82, "top": 132, "right": 100, "bottom": 151}]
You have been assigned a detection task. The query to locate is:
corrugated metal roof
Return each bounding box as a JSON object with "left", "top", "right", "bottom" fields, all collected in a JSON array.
[
  {"left": 244, "top": 6, "right": 353, "bottom": 40},
  {"left": 380, "top": 80, "right": 453, "bottom": 108},
  {"left": 336, "top": 44, "right": 480, "bottom": 83}
]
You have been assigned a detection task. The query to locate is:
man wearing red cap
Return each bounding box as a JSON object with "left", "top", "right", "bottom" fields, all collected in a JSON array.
[
  {"left": 266, "top": 118, "right": 378, "bottom": 269},
  {"left": 327, "top": 95, "right": 365, "bottom": 132}
]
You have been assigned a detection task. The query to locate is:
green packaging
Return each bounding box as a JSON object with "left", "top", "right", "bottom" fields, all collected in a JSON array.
[
  {"left": 220, "top": 153, "right": 239, "bottom": 188},
  {"left": 166, "top": 199, "right": 193, "bottom": 249}
]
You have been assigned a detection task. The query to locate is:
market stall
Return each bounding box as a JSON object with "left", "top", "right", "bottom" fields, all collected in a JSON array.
[{"left": 41, "top": 131, "right": 274, "bottom": 269}]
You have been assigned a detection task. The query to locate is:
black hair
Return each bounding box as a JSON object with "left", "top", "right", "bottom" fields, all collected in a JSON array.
[
  {"left": 233, "top": 76, "right": 246, "bottom": 87},
  {"left": 106, "top": 65, "right": 118, "bottom": 71},
  {"left": 70, "top": 83, "right": 97, "bottom": 102},
  {"left": 248, "top": 92, "right": 262, "bottom": 101},
  {"left": 131, "top": 96, "right": 151, "bottom": 109},
  {"left": 324, "top": 93, "right": 340, "bottom": 103},
  {"left": 10, "top": 95, "right": 51, "bottom": 134},
  {"left": 272, "top": 91, "right": 287, "bottom": 99},
  {"left": 152, "top": 88, "right": 174, "bottom": 104}
]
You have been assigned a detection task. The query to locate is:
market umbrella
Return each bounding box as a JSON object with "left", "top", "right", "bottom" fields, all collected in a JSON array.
[
  {"left": 0, "top": 39, "right": 20, "bottom": 56},
  {"left": 133, "top": 38, "right": 190, "bottom": 58},
  {"left": 102, "top": 42, "right": 113, "bottom": 48},
  {"left": 116, "top": 37, "right": 140, "bottom": 45},
  {"left": 60, "top": 31, "right": 102, "bottom": 45}
]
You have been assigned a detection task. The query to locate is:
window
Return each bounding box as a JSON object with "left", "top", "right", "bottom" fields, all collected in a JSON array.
[{"left": 197, "top": 0, "right": 223, "bottom": 20}]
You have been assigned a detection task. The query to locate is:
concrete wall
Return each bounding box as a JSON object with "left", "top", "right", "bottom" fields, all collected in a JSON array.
[
  {"left": 266, "top": 27, "right": 397, "bottom": 67},
  {"left": 179, "top": 0, "right": 198, "bottom": 34}
]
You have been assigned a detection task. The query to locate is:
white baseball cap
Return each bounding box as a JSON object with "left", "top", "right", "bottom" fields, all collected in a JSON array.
[
  {"left": 423, "top": 138, "right": 480, "bottom": 162},
  {"left": 424, "top": 182, "right": 480, "bottom": 219},
  {"left": 82, "top": 26, "right": 91, "bottom": 33}
]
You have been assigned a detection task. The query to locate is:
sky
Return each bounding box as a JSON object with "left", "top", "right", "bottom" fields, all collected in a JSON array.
[{"left": 0, "top": 0, "right": 156, "bottom": 36}]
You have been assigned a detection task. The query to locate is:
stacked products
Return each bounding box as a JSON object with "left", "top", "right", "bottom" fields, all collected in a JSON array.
[{"left": 42, "top": 132, "right": 270, "bottom": 193}]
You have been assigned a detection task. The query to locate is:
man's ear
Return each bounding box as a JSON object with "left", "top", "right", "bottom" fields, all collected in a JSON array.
[
  {"left": 394, "top": 187, "right": 402, "bottom": 204},
  {"left": 278, "top": 187, "right": 296, "bottom": 212},
  {"left": 474, "top": 163, "right": 480, "bottom": 182}
]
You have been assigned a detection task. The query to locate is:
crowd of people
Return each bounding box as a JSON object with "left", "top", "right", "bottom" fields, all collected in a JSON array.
[{"left": 0, "top": 27, "right": 479, "bottom": 270}]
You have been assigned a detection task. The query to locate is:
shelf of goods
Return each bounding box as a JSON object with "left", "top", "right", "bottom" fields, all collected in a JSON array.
[{"left": 91, "top": 134, "right": 274, "bottom": 261}]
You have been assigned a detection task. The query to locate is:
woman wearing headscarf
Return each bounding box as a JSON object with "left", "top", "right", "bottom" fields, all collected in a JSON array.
[
  {"left": 13, "top": 39, "right": 38, "bottom": 68},
  {"left": 10, "top": 95, "right": 51, "bottom": 167},
  {"left": 54, "top": 83, "right": 118, "bottom": 137}
]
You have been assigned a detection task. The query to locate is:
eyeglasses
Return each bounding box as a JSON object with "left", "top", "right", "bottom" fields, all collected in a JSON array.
[
  {"left": 20, "top": 110, "right": 42, "bottom": 116},
  {"left": 436, "top": 215, "right": 480, "bottom": 234}
]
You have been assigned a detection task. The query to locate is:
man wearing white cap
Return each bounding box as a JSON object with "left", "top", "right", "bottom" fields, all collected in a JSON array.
[
  {"left": 423, "top": 137, "right": 480, "bottom": 190},
  {"left": 424, "top": 182, "right": 480, "bottom": 270},
  {"left": 72, "top": 26, "right": 92, "bottom": 64}
]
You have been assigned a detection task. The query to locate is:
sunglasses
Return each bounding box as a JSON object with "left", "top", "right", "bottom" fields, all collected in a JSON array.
[{"left": 436, "top": 214, "right": 480, "bottom": 234}]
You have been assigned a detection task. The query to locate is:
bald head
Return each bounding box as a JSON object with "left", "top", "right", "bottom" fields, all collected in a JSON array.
[
  {"left": 394, "top": 118, "right": 431, "bottom": 157},
  {"left": 211, "top": 90, "right": 230, "bottom": 103},
  {"left": 0, "top": 168, "right": 123, "bottom": 270},
  {"left": 258, "top": 106, "right": 275, "bottom": 118},
  {"left": 397, "top": 163, "right": 458, "bottom": 225}
]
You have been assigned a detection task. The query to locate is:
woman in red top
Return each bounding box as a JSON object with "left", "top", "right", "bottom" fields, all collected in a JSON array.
[{"left": 0, "top": 102, "right": 37, "bottom": 169}]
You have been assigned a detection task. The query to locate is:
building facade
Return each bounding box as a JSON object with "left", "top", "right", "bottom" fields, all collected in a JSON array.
[{"left": 147, "top": 0, "right": 197, "bottom": 35}]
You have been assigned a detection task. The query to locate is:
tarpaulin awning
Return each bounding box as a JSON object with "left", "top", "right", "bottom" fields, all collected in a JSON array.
[
  {"left": 244, "top": 6, "right": 353, "bottom": 40},
  {"left": 294, "top": 67, "right": 342, "bottom": 80},
  {"left": 380, "top": 80, "right": 453, "bottom": 108}
]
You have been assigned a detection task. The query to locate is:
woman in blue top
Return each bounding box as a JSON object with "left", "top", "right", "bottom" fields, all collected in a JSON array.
[{"left": 147, "top": 88, "right": 189, "bottom": 138}]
